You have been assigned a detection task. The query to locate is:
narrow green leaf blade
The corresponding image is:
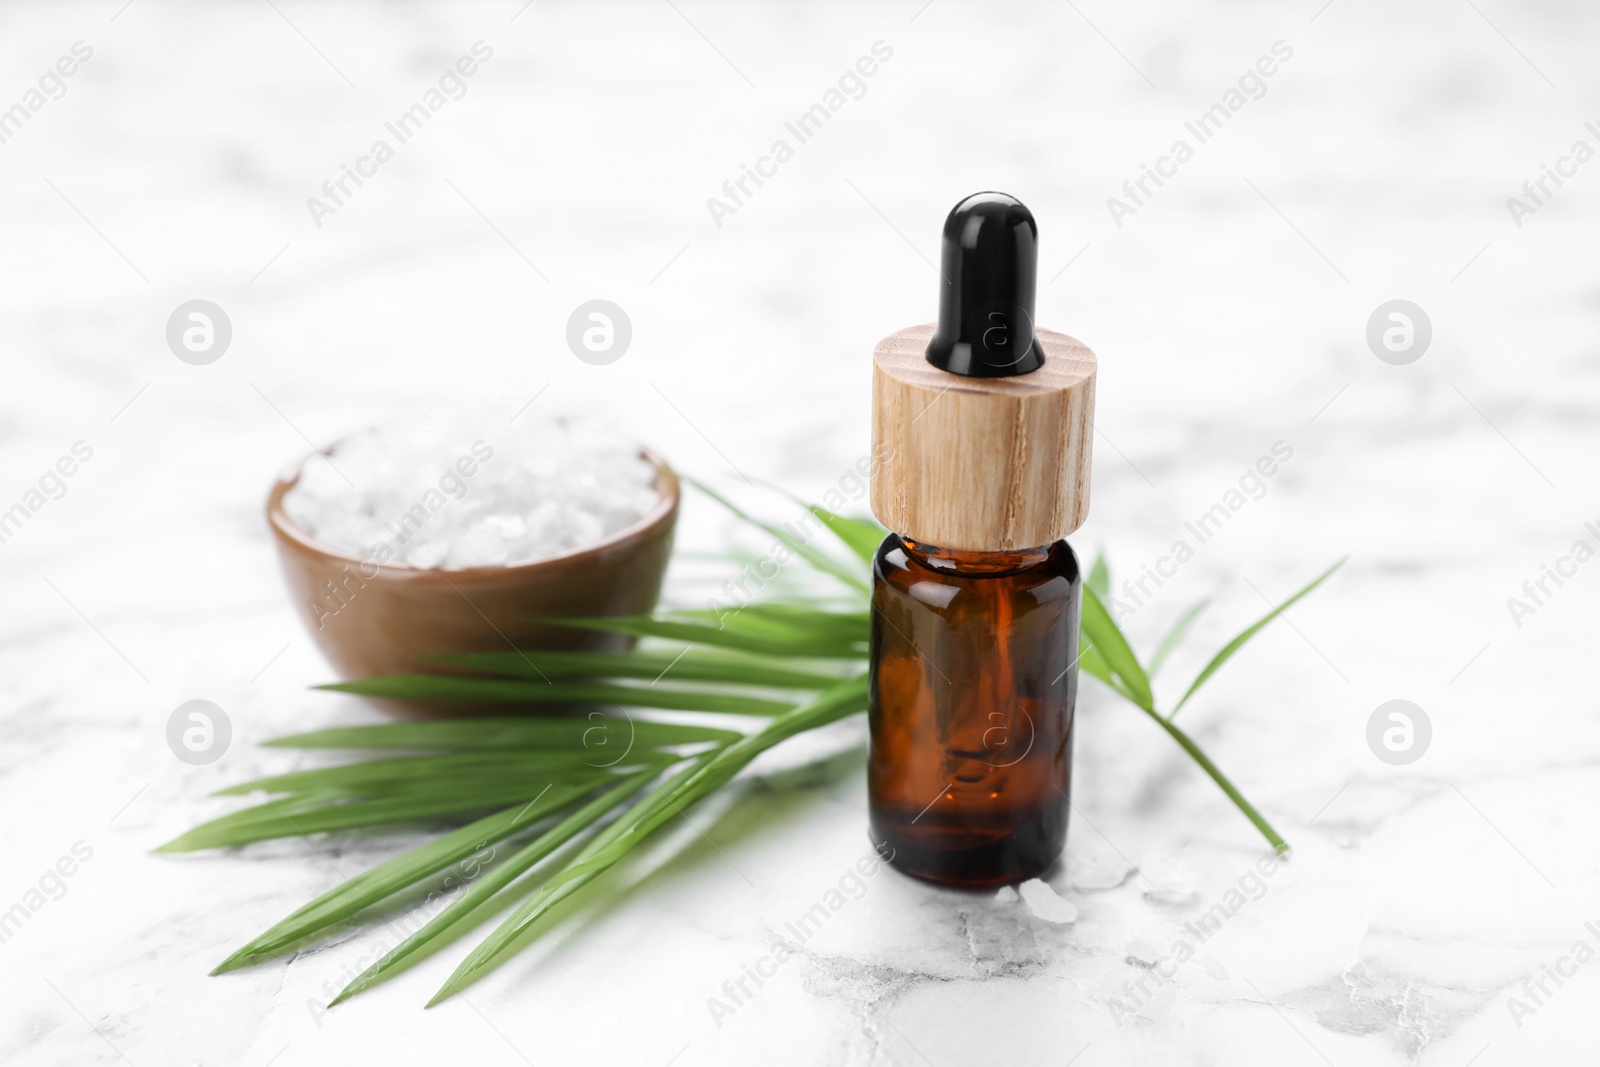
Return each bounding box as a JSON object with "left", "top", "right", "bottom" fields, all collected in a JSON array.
[
  {"left": 1077, "top": 638, "right": 1138, "bottom": 706},
  {"left": 153, "top": 791, "right": 339, "bottom": 852},
  {"left": 1147, "top": 599, "right": 1210, "bottom": 679},
  {"left": 806, "top": 507, "right": 886, "bottom": 563},
  {"left": 1079, "top": 586, "right": 1153, "bottom": 711},
  {"left": 214, "top": 751, "right": 630, "bottom": 797},
  {"left": 317, "top": 677, "right": 795, "bottom": 716},
  {"left": 546, "top": 616, "right": 867, "bottom": 659},
  {"left": 428, "top": 650, "right": 846, "bottom": 691},
  {"left": 747, "top": 475, "right": 886, "bottom": 564},
  {"left": 1077, "top": 638, "right": 1113, "bottom": 687},
  {"left": 1172, "top": 559, "right": 1345, "bottom": 715},
  {"left": 212, "top": 781, "right": 595, "bottom": 972},
  {"left": 266, "top": 716, "right": 742, "bottom": 751},
  {"left": 1087, "top": 554, "right": 1110, "bottom": 600},
  {"left": 329, "top": 768, "right": 660, "bottom": 1005},
  {"left": 1140, "top": 704, "right": 1289, "bottom": 855},
  {"left": 669, "top": 604, "right": 870, "bottom": 646},
  {"left": 428, "top": 675, "right": 870, "bottom": 1005},
  {"left": 684, "top": 476, "right": 870, "bottom": 595},
  {"left": 156, "top": 777, "right": 608, "bottom": 852}
]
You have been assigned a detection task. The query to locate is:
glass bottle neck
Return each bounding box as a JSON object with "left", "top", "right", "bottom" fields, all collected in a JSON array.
[{"left": 900, "top": 538, "right": 1053, "bottom": 576}]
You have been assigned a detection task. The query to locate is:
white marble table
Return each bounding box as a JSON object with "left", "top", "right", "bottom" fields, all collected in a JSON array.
[{"left": 3, "top": 1, "right": 1598, "bottom": 1063}]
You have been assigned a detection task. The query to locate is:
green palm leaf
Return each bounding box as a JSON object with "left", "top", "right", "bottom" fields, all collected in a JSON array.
[
  {"left": 1077, "top": 639, "right": 1137, "bottom": 705},
  {"left": 806, "top": 507, "right": 887, "bottom": 563},
  {"left": 1079, "top": 586, "right": 1153, "bottom": 711},
  {"left": 684, "top": 476, "right": 871, "bottom": 595},
  {"left": 1147, "top": 599, "right": 1209, "bottom": 678},
  {"left": 330, "top": 767, "right": 665, "bottom": 1005},
  {"left": 428, "top": 675, "right": 870, "bottom": 1005},
  {"left": 547, "top": 615, "right": 867, "bottom": 659},
  {"left": 1171, "top": 559, "right": 1345, "bottom": 715},
  {"left": 1087, "top": 553, "right": 1110, "bottom": 600},
  {"left": 266, "top": 716, "right": 741, "bottom": 751},
  {"left": 214, "top": 752, "right": 645, "bottom": 798},
  {"left": 428, "top": 649, "right": 846, "bottom": 690},
  {"left": 317, "top": 676, "right": 795, "bottom": 716},
  {"left": 211, "top": 780, "right": 598, "bottom": 972},
  {"left": 156, "top": 777, "right": 608, "bottom": 852},
  {"left": 748, "top": 475, "right": 887, "bottom": 564}
]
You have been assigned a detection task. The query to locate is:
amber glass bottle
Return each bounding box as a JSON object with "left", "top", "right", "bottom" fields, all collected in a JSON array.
[
  {"left": 867, "top": 192, "right": 1098, "bottom": 887},
  {"left": 869, "top": 536, "right": 1081, "bottom": 886}
]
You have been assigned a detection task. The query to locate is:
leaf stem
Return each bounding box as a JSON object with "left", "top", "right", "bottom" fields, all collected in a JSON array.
[{"left": 1141, "top": 704, "right": 1288, "bottom": 856}]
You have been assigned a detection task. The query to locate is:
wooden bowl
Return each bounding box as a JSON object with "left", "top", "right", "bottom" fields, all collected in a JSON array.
[{"left": 266, "top": 451, "right": 678, "bottom": 701}]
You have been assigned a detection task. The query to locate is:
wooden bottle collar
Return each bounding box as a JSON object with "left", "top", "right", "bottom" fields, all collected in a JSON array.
[{"left": 869, "top": 323, "right": 1097, "bottom": 552}]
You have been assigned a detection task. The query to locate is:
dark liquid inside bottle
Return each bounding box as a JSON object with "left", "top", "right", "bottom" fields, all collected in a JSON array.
[{"left": 868, "top": 534, "right": 1080, "bottom": 887}]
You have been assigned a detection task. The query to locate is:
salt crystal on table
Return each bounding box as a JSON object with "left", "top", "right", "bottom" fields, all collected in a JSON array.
[{"left": 1018, "top": 878, "right": 1078, "bottom": 924}]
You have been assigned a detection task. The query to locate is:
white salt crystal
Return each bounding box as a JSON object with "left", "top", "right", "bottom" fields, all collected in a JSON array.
[
  {"left": 282, "top": 412, "right": 660, "bottom": 569},
  {"left": 403, "top": 541, "right": 449, "bottom": 569},
  {"left": 1125, "top": 940, "right": 1161, "bottom": 965},
  {"left": 1018, "top": 878, "right": 1078, "bottom": 924},
  {"left": 483, "top": 514, "right": 528, "bottom": 540}
]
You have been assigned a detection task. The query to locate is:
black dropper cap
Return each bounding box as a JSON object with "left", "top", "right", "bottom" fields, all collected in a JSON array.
[{"left": 925, "top": 192, "right": 1045, "bottom": 378}]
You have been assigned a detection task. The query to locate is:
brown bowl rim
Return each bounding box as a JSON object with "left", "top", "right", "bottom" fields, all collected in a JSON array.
[{"left": 266, "top": 446, "right": 679, "bottom": 586}]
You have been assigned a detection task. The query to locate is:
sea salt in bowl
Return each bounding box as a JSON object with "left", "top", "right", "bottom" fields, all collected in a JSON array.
[{"left": 266, "top": 415, "right": 678, "bottom": 699}]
